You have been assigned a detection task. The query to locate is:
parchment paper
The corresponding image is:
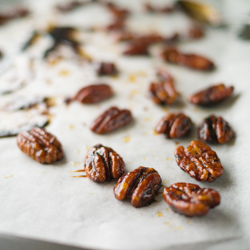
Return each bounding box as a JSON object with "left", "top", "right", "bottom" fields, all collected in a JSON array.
[{"left": 0, "top": 0, "right": 250, "bottom": 249}]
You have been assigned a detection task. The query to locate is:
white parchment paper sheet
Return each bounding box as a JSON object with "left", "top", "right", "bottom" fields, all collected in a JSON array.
[{"left": 0, "top": 0, "right": 249, "bottom": 249}]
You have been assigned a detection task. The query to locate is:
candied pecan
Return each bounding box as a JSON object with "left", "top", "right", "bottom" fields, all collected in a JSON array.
[
  {"left": 0, "top": 7, "right": 29, "bottom": 26},
  {"left": 114, "top": 166, "right": 162, "bottom": 208},
  {"left": 189, "top": 84, "right": 234, "bottom": 106},
  {"left": 72, "top": 84, "right": 113, "bottom": 104},
  {"left": 149, "top": 69, "right": 178, "bottom": 105},
  {"left": 161, "top": 47, "right": 215, "bottom": 71},
  {"left": 90, "top": 107, "right": 133, "bottom": 134},
  {"left": 155, "top": 113, "right": 192, "bottom": 138},
  {"left": 198, "top": 115, "right": 234, "bottom": 144},
  {"left": 188, "top": 26, "right": 204, "bottom": 39},
  {"left": 163, "top": 182, "right": 220, "bottom": 216},
  {"left": 123, "top": 42, "right": 149, "bottom": 56},
  {"left": 175, "top": 140, "right": 223, "bottom": 182},
  {"left": 17, "top": 127, "right": 64, "bottom": 164},
  {"left": 97, "top": 62, "right": 118, "bottom": 76},
  {"left": 104, "top": 2, "right": 130, "bottom": 19},
  {"left": 56, "top": 1, "right": 82, "bottom": 13},
  {"left": 84, "top": 144, "right": 125, "bottom": 183},
  {"left": 106, "top": 18, "right": 126, "bottom": 31}
]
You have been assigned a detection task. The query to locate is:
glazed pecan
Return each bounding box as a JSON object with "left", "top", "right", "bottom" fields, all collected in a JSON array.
[
  {"left": 198, "top": 115, "right": 234, "bottom": 144},
  {"left": 163, "top": 182, "right": 220, "bottom": 216},
  {"left": 17, "top": 127, "right": 64, "bottom": 164},
  {"left": 114, "top": 166, "right": 162, "bottom": 208},
  {"left": 0, "top": 7, "right": 29, "bottom": 26},
  {"left": 189, "top": 84, "right": 234, "bottom": 106},
  {"left": 90, "top": 107, "right": 133, "bottom": 134},
  {"left": 175, "top": 140, "right": 223, "bottom": 182},
  {"left": 149, "top": 69, "right": 178, "bottom": 105},
  {"left": 97, "top": 62, "right": 118, "bottom": 76},
  {"left": 161, "top": 47, "right": 215, "bottom": 71},
  {"left": 123, "top": 42, "right": 150, "bottom": 56},
  {"left": 155, "top": 113, "right": 192, "bottom": 138},
  {"left": 84, "top": 144, "right": 125, "bottom": 183},
  {"left": 104, "top": 2, "right": 130, "bottom": 19},
  {"left": 188, "top": 26, "right": 204, "bottom": 39},
  {"left": 72, "top": 84, "right": 113, "bottom": 104}
]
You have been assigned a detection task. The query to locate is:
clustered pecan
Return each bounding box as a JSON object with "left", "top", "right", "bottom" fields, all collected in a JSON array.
[
  {"left": 84, "top": 144, "right": 125, "bottom": 183},
  {"left": 90, "top": 107, "right": 133, "bottom": 134},
  {"left": 198, "top": 115, "right": 234, "bottom": 144},
  {"left": 163, "top": 182, "right": 220, "bottom": 216},
  {"left": 72, "top": 84, "right": 113, "bottom": 104},
  {"left": 155, "top": 113, "right": 192, "bottom": 138},
  {"left": 114, "top": 166, "right": 162, "bottom": 208},
  {"left": 149, "top": 69, "right": 178, "bottom": 105},
  {"left": 97, "top": 62, "right": 118, "bottom": 76},
  {"left": 175, "top": 140, "right": 223, "bottom": 182},
  {"left": 161, "top": 47, "right": 215, "bottom": 71},
  {"left": 56, "top": 1, "right": 83, "bottom": 13},
  {"left": 17, "top": 127, "right": 64, "bottom": 164},
  {"left": 189, "top": 84, "right": 234, "bottom": 106}
]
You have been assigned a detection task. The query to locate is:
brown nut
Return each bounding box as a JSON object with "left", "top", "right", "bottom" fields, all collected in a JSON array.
[
  {"left": 198, "top": 115, "right": 234, "bottom": 144},
  {"left": 144, "top": 3, "right": 175, "bottom": 13},
  {"left": 123, "top": 42, "right": 150, "bottom": 56},
  {"left": 97, "top": 62, "right": 118, "bottom": 76},
  {"left": 189, "top": 84, "right": 234, "bottom": 106},
  {"left": 163, "top": 182, "right": 220, "bottom": 216},
  {"left": 161, "top": 47, "right": 215, "bottom": 71},
  {"left": 114, "top": 166, "right": 162, "bottom": 208},
  {"left": 90, "top": 107, "right": 133, "bottom": 134},
  {"left": 174, "top": 140, "right": 223, "bottom": 182},
  {"left": 84, "top": 144, "right": 125, "bottom": 183},
  {"left": 17, "top": 127, "right": 64, "bottom": 164},
  {"left": 155, "top": 113, "right": 192, "bottom": 138},
  {"left": 149, "top": 69, "right": 178, "bottom": 105},
  {"left": 72, "top": 84, "right": 113, "bottom": 104}
]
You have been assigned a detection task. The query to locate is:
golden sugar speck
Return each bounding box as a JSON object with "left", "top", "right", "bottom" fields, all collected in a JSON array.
[
  {"left": 4, "top": 175, "right": 13, "bottom": 178},
  {"left": 59, "top": 69, "right": 70, "bottom": 76},
  {"left": 69, "top": 124, "right": 75, "bottom": 129},
  {"left": 123, "top": 135, "right": 130, "bottom": 143},
  {"left": 164, "top": 222, "right": 170, "bottom": 226},
  {"left": 156, "top": 211, "right": 163, "bottom": 217},
  {"left": 144, "top": 117, "right": 151, "bottom": 122},
  {"left": 177, "top": 226, "right": 183, "bottom": 230},
  {"left": 143, "top": 157, "right": 146, "bottom": 160},
  {"left": 162, "top": 180, "right": 169, "bottom": 184},
  {"left": 161, "top": 107, "right": 169, "bottom": 112},
  {"left": 166, "top": 157, "right": 173, "bottom": 161},
  {"left": 166, "top": 208, "right": 170, "bottom": 211}
]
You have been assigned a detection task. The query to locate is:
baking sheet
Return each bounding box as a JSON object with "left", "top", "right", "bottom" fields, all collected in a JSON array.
[{"left": 0, "top": 0, "right": 250, "bottom": 249}]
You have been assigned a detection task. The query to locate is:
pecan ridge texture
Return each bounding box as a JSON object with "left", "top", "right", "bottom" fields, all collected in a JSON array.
[
  {"left": 174, "top": 140, "right": 223, "bottom": 182},
  {"left": 72, "top": 84, "right": 113, "bottom": 104},
  {"left": 90, "top": 107, "right": 133, "bottom": 134},
  {"left": 155, "top": 113, "right": 192, "bottom": 138},
  {"left": 198, "top": 115, "right": 234, "bottom": 144},
  {"left": 84, "top": 144, "right": 125, "bottom": 183},
  {"left": 189, "top": 84, "right": 234, "bottom": 106},
  {"left": 163, "top": 182, "right": 220, "bottom": 216},
  {"left": 149, "top": 69, "right": 178, "bottom": 105},
  {"left": 97, "top": 62, "right": 118, "bottom": 76},
  {"left": 161, "top": 47, "right": 215, "bottom": 71},
  {"left": 114, "top": 166, "right": 162, "bottom": 208},
  {"left": 17, "top": 127, "right": 64, "bottom": 164}
]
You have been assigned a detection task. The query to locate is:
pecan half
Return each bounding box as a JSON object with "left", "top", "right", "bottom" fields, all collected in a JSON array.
[
  {"left": 84, "top": 144, "right": 125, "bottom": 183},
  {"left": 175, "top": 140, "right": 223, "bottom": 182},
  {"left": 0, "top": 7, "right": 29, "bottom": 26},
  {"left": 17, "top": 127, "right": 64, "bottom": 164},
  {"left": 90, "top": 107, "right": 133, "bottom": 134},
  {"left": 149, "top": 69, "right": 178, "bottom": 105},
  {"left": 114, "top": 166, "right": 162, "bottom": 208},
  {"left": 189, "top": 84, "right": 234, "bottom": 106},
  {"left": 198, "top": 115, "right": 234, "bottom": 144},
  {"left": 123, "top": 42, "right": 150, "bottom": 56},
  {"left": 161, "top": 47, "right": 215, "bottom": 71},
  {"left": 155, "top": 113, "right": 192, "bottom": 138},
  {"left": 97, "top": 62, "right": 118, "bottom": 76},
  {"left": 163, "top": 182, "right": 220, "bottom": 216},
  {"left": 144, "top": 3, "right": 175, "bottom": 13},
  {"left": 72, "top": 84, "right": 113, "bottom": 104}
]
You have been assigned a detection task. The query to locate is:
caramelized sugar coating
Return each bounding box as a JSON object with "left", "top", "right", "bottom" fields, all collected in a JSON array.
[
  {"left": 17, "top": 127, "right": 63, "bottom": 164},
  {"left": 114, "top": 166, "right": 162, "bottom": 208},
  {"left": 155, "top": 113, "right": 192, "bottom": 138},
  {"left": 161, "top": 47, "right": 215, "bottom": 71},
  {"left": 174, "top": 140, "right": 223, "bottom": 182},
  {"left": 189, "top": 84, "right": 234, "bottom": 106},
  {"left": 72, "top": 84, "right": 113, "bottom": 104},
  {"left": 85, "top": 144, "right": 125, "bottom": 183},
  {"left": 90, "top": 107, "right": 133, "bottom": 134},
  {"left": 198, "top": 115, "right": 234, "bottom": 144},
  {"left": 163, "top": 182, "right": 220, "bottom": 216}
]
